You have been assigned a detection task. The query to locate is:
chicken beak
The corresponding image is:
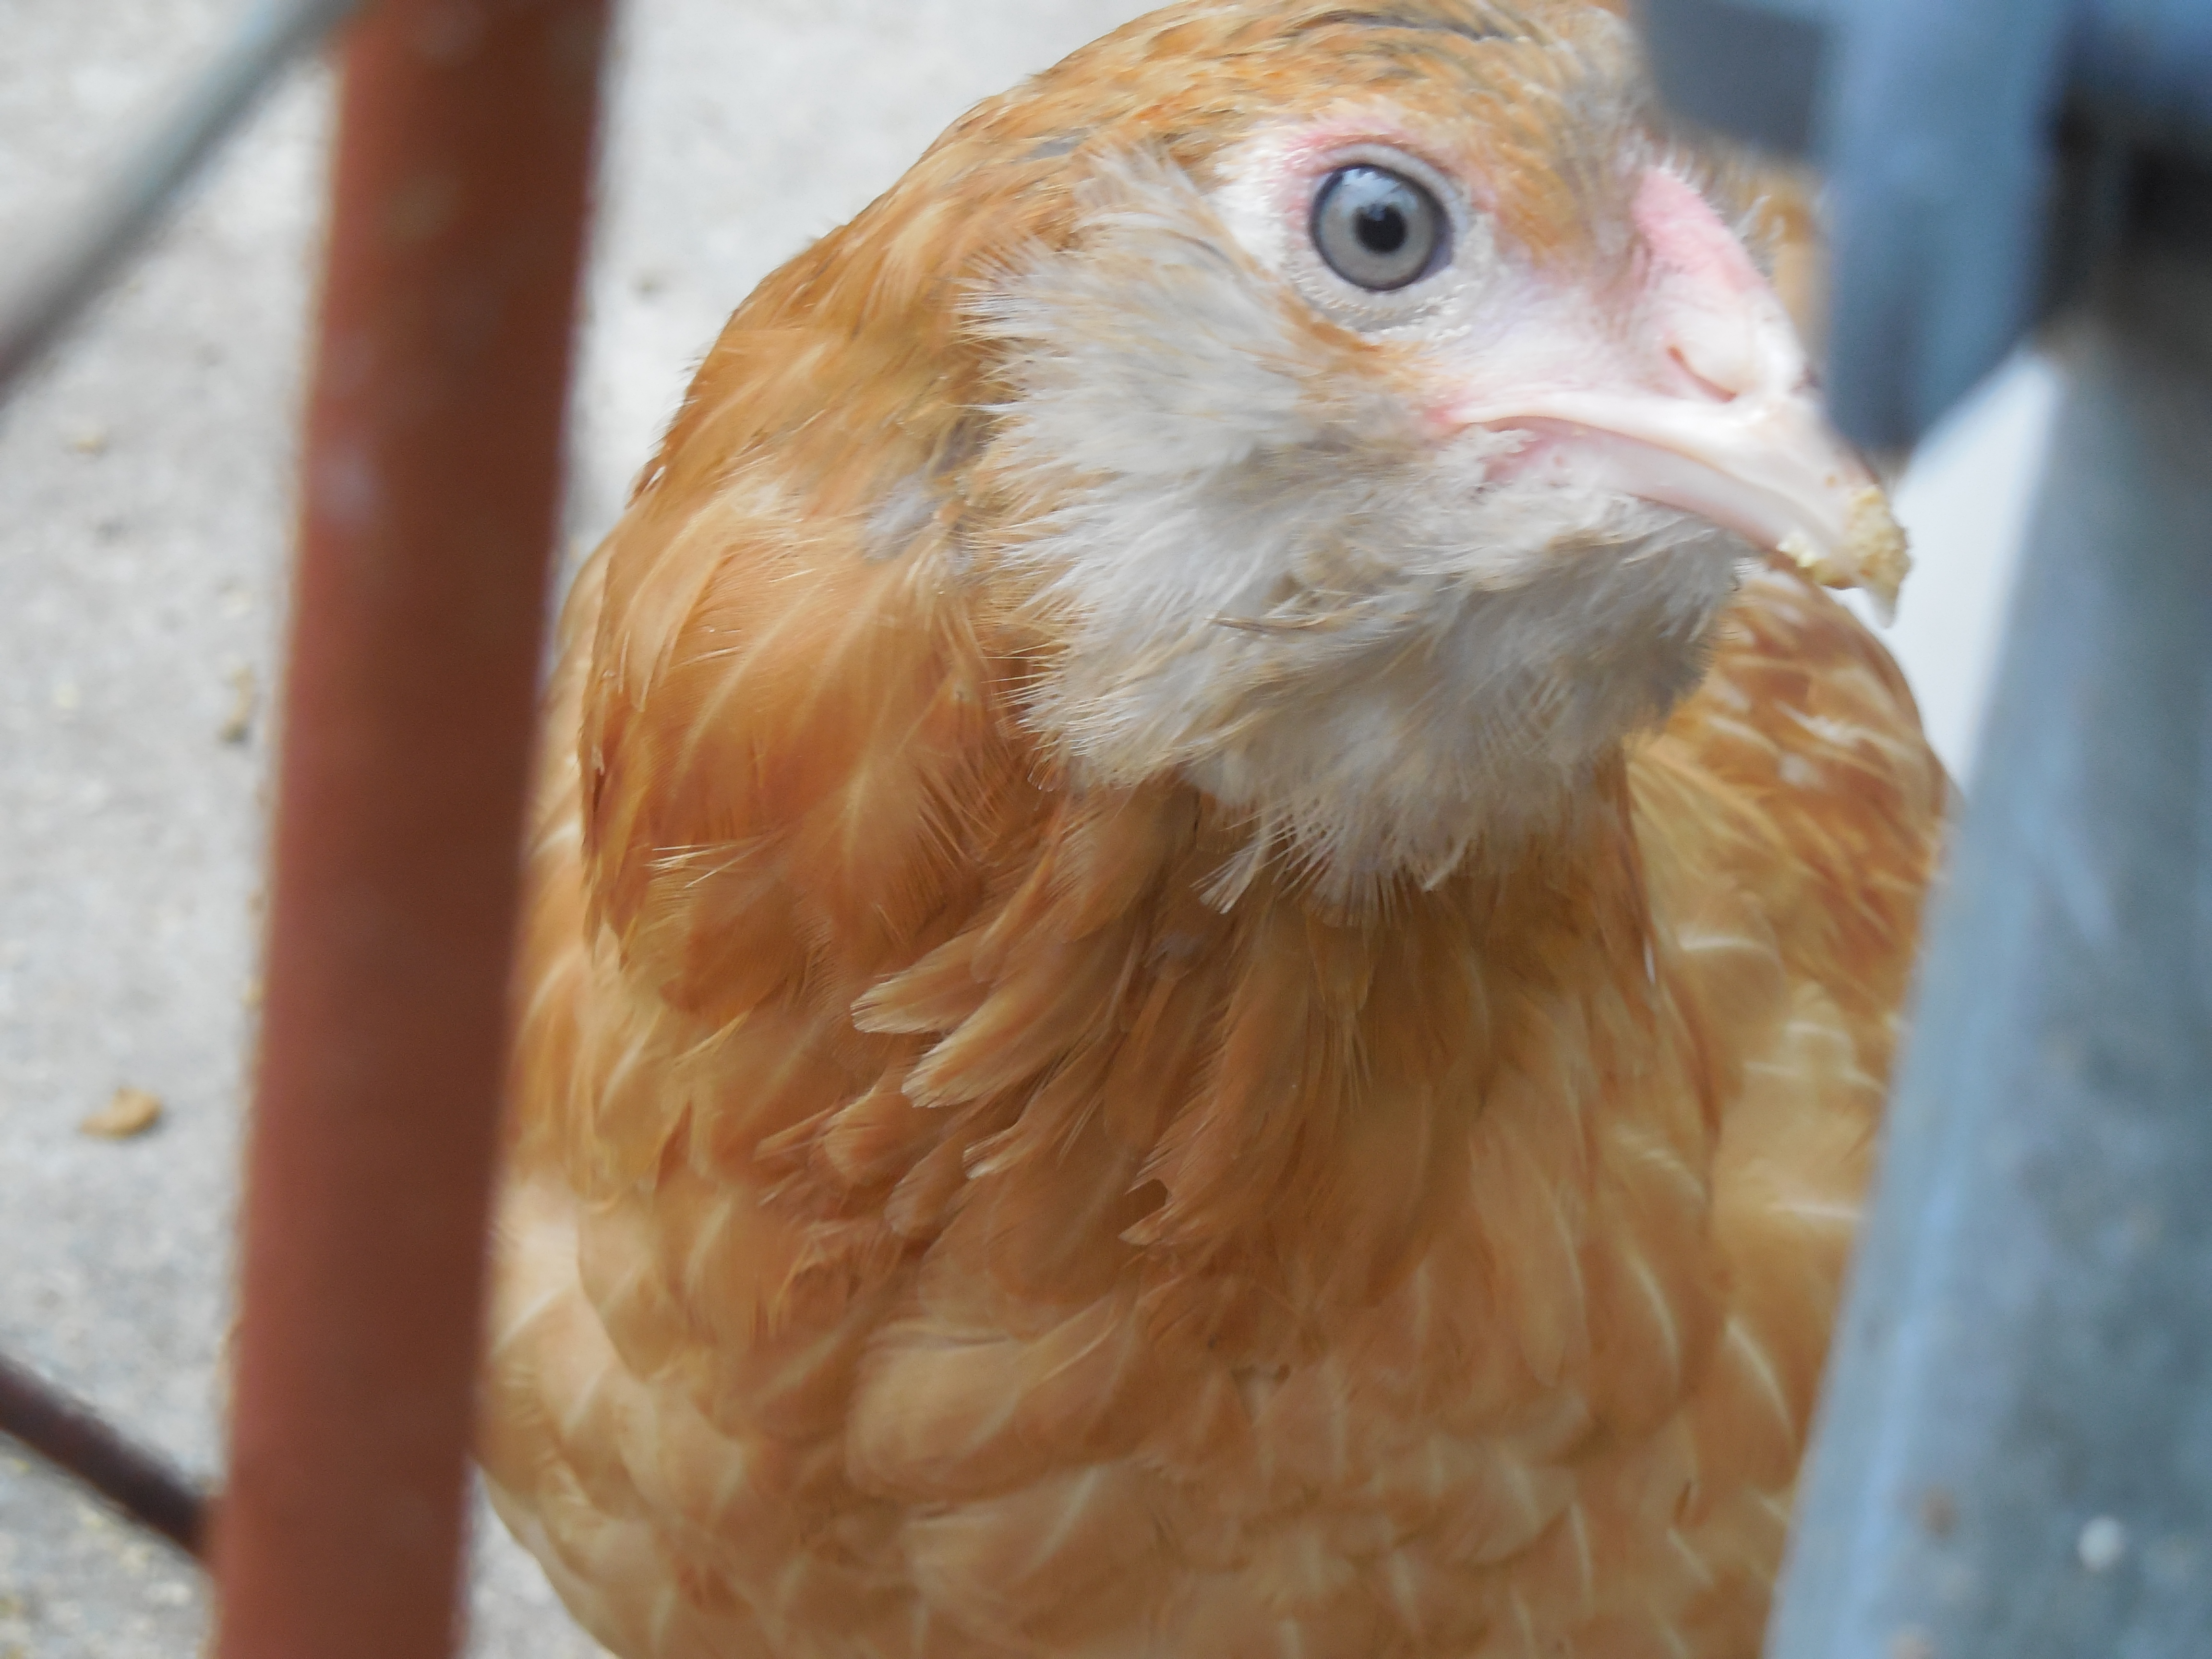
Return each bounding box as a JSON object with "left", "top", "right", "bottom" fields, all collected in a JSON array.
[
  {"left": 1478, "top": 380, "right": 1910, "bottom": 622},
  {"left": 1453, "top": 170, "right": 1910, "bottom": 620}
]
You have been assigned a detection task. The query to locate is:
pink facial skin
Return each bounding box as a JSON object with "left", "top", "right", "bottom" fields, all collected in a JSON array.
[{"left": 1436, "top": 168, "right": 1902, "bottom": 610}]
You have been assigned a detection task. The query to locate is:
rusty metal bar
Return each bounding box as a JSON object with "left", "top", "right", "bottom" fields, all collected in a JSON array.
[
  {"left": 210, "top": 1, "right": 610, "bottom": 1655},
  {"left": 0, "top": 1351, "right": 210, "bottom": 1558}
]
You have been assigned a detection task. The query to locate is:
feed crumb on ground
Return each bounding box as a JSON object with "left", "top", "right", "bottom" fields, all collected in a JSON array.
[
  {"left": 79, "top": 1088, "right": 164, "bottom": 1140},
  {"left": 218, "top": 664, "right": 258, "bottom": 745}
]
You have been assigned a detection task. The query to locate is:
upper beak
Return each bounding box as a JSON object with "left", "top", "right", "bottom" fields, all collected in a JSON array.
[{"left": 1453, "top": 170, "right": 1910, "bottom": 619}]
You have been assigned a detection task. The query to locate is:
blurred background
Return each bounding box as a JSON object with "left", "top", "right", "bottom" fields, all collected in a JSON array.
[{"left": 0, "top": 1, "right": 2055, "bottom": 1653}]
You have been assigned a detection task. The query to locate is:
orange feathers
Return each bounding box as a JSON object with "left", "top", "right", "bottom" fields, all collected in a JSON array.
[{"left": 482, "top": 5, "right": 1947, "bottom": 1655}]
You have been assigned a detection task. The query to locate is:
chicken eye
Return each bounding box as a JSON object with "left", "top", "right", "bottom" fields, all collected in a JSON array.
[{"left": 1310, "top": 164, "right": 1446, "bottom": 291}]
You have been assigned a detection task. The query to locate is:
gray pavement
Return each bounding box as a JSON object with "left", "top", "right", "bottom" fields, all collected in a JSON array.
[{"left": 0, "top": 2, "right": 2040, "bottom": 1655}]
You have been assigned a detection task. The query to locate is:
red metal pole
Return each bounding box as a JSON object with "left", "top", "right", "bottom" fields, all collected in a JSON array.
[{"left": 212, "top": 2, "right": 608, "bottom": 1655}]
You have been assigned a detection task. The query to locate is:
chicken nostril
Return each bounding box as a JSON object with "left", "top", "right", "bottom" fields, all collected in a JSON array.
[{"left": 1668, "top": 343, "right": 1742, "bottom": 404}]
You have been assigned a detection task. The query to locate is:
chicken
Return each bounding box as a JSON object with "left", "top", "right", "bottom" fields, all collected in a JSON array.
[{"left": 479, "top": 3, "right": 1946, "bottom": 1655}]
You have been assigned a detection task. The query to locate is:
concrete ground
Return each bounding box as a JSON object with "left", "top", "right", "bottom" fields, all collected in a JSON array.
[{"left": 0, "top": 2, "right": 2051, "bottom": 1655}]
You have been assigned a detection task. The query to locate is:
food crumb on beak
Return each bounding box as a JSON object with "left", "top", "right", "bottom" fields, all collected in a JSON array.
[{"left": 1780, "top": 486, "right": 1909, "bottom": 623}]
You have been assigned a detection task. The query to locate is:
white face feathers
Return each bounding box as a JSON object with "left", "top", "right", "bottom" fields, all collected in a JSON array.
[{"left": 962, "top": 84, "right": 1893, "bottom": 902}]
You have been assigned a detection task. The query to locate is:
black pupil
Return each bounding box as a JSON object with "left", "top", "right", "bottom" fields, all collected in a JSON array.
[{"left": 1356, "top": 203, "right": 1408, "bottom": 253}]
